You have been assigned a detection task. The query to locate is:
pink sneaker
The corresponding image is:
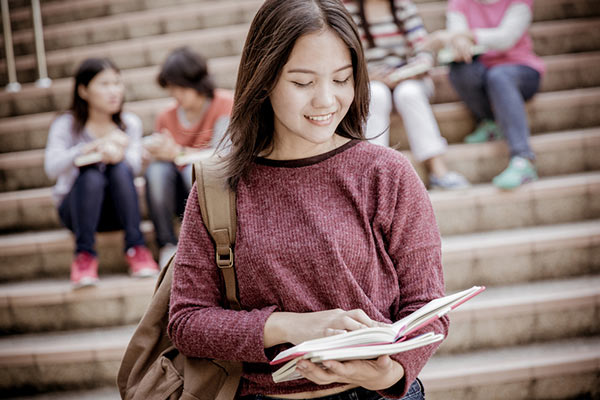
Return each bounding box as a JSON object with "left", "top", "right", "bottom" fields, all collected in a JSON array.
[
  {"left": 71, "top": 251, "right": 99, "bottom": 288},
  {"left": 126, "top": 246, "right": 159, "bottom": 278}
]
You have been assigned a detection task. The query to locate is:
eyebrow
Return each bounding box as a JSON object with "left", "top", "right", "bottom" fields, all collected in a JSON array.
[{"left": 286, "top": 64, "right": 353, "bottom": 74}]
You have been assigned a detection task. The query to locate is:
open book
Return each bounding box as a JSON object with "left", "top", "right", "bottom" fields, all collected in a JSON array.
[
  {"left": 173, "top": 149, "right": 214, "bottom": 167},
  {"left": 74, "top": 152, "right": 103, "bottom": 167},
  {"left": 271, "top": 285, "right": 485, "bottom": 383},
  {"left": 437, "top": 44, "right": 487, "bottom": 65}
]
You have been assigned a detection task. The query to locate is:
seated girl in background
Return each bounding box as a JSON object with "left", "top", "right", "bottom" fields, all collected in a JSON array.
[
  {"left": 143, "top": 47, "right": 234, "bottom": 266},
  {"left": 429, "top": 0, "right": 544, "bottom": 189},
  {"left": 346, "top": 0, "right": 469, "bottom": 190},
  {"left": 45, "top": 58, "right": 159, "bottom": 288}
]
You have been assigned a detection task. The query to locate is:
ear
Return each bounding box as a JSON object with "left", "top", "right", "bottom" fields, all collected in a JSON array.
[{"left": 78, "top": 84, "right": 88, "bottom": 101}]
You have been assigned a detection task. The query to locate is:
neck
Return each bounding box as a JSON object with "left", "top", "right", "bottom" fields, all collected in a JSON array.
[
  {"left": 183, "top": 96, "right": 208, "bottom": 124},
  {"left": 267, "top": 133, "right": 350, "bottom": 160},
  {"left": 87, "top": 108, "right": 114, "bottom": 126}
]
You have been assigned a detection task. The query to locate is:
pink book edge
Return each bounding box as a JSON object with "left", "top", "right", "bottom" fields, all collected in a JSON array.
[{"left": 270, "top": 286, "right": 486, "bottom": 366}]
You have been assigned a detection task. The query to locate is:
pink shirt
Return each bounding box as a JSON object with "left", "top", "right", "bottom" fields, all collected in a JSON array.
[
  {"left": 168, "top": 140, "right": 448, "bottom": 398},
  {"left": 448, "top": 0, "right": 545, "bottom": 74}
]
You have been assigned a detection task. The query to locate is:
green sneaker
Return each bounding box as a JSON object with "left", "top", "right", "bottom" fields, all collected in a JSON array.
[
  {"left": 465, "top": 120, "right": 503, "bottom": 143},
  {"left": 493, "top": 156, "right": 538, "bottom": 190}
]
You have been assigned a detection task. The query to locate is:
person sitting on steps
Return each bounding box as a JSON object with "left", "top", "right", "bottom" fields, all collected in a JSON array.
[
  {"left": 143, "top": 47, "right": 234, "bottom": 267},
  {"left": 346, "top": 0, "right": 470, "bottom": 190},
  {"left": 44, "top": 57, "right": 159, "bottom": 288},
  {"left": 427, "top": 0, "right": 545, "bottom": 189}
]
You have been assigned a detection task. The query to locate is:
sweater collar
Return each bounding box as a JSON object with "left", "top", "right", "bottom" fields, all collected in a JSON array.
[{"left": 254, "top": 139, "right": 360, "bottom": 168}]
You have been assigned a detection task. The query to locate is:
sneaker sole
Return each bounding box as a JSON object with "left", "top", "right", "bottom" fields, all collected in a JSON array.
[
  {"left": 72, "top": 277, "right": 99, "bottom": 289},
  {"left": 131, "top": 269, "right": 159, "bottom": 278}
]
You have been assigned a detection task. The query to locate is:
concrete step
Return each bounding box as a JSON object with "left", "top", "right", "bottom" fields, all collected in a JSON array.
[
  {"left": 2, "top": 16, "right": 599, "bottom": 86},
  {"left": 5, "top": 0, "right": 598, "bottom": 58},
  {"left": 391, "top": 87, "right": 600, "bottom": 149},
  {"left": 4, "top": 0, "right": 263, "bottom": 57},
  {"left": 0, "top": 296, "right": 598, "bottom": 395},
  {"left": 0, "top": 221, "right": 156, "bottom": 283},
  {"left": 366, "top": 0, "right": 600, "bottom": 33},
  {"left": 2, "top": 82, "right": 599, "bottom": 158},
  {"left": 2, "top": 170, "right": 598, "bottom": 235},
  {"left": 430, "top": 172, "right": 600, "bottom": 236},
  {"left": 0, "top": 21, "right": 251, "bottom": 86},
  {"left": 2, "top": 123, "right": 597, "bottom": 192},
  {"left": 7, "top": 0, "right": 253, "bottom": 31},
  {"left": 0, "top": 178, "right": 147, "bottom": 232},
  {"left": 0, "top": 54, "right": 239, "bottom": 119},
  {"left": 441, "top": 220, "right": 600, "bottom": 292},
  {"left": 4, "top": 49, "right": 599, "bottom": 121},
  {"left": 422, "top": 336, "right": 600, "bottom": 400},
  {"left": 430, "top": 51, "right": 600, "bottom": 105},
  {"left": 439, "top": 275, "right": 600, "bottom": 354},
  {"left": 0, "top": 325, "right": 134, "bottom": 394},
  {"left": 7, "top": 388, "right": 121, "bottom": 400},
  {"left": 421, "top": 127, "right": 600, "bottom": 185},
  {"left": 0, "top": 275, "right": 154, "bottom": 334},
  {"left": 5, "top": 387, "right": 119, "bottom": 400}
]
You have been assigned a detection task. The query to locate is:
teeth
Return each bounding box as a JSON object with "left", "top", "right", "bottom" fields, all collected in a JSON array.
[{"left": 307, "top": 113, "right": 333, "bottom": 121}]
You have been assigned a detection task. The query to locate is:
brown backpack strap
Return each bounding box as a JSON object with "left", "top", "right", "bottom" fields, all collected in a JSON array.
[{"left": 193, "top": 159, "right": 241, "bottom": 311}]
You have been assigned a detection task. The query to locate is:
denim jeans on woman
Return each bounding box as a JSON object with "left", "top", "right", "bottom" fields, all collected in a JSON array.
[
  {"left": 144, "top": 161, "right": 193, "bottom": 248},
  {"left": 448, "top": 60, "right": 541, "bottom": 160},
  {"left": 240, "top": 379, "right": 424, "bottom": 400},
  {"left": 58, "top": 162, "right": 145, "bottom": 256}
]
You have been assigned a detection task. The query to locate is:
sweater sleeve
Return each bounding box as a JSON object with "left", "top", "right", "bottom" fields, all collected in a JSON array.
[
  {"left": 122, "top": 113, "right": 143, "bottom": 176},
  {"left": 473, "top": 3, "right": 532, "bottom": 51},
  {"left": 44, "top": 114, "right": 85, "bottom": 180},
  {"left": 168, "top": 182, "right": 278, "bottom": 363},
  {"left": 375, "top": 155, "right": 448, "bottom": 398},
  {"left": 395, "top": 0, "right": 435, "bottom": 67}
]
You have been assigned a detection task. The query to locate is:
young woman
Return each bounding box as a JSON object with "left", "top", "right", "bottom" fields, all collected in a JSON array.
[
  {"left": 345, "top": 0, "right": 469, "bottom": 190},
  {"left": 435, "top": 0, "right": 544, "bottom": 189},
  {"left": 168, "top": 1, "right": 448, "bottom": 399},
  {"left": 44, "top": 58, "right": 159, "bottom": 288},
  {"left": 144, "top": 47, "right": 234, "bottom": 266}
]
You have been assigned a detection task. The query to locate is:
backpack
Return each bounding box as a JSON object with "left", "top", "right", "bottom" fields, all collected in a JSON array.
[{"left": 117, "top": 158, "right": 242, "bottom": 400}]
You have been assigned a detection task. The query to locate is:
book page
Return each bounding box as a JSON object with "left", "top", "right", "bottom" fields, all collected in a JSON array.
[
  {"left": 271, "top": 326, "right": 398, "bottom": 365},
  {"left": 272, "top": 332, "right": 444, "bottom": 383}
]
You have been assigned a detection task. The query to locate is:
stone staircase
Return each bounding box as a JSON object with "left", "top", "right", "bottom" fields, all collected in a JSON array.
[{"left": 0, "top": 0, "right": 599, "bottom": 398}]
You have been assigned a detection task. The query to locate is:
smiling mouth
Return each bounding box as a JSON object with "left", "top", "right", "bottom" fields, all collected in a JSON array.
[{"left": 305, "top": 113, "right": 334, "bottom": 122}]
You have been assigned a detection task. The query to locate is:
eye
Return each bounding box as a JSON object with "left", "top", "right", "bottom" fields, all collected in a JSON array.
[
  {"left": 334, "top": 76, "right": 352, "bottom": 85},
  {"left": 292, "top": 81, "right": 312, "bottom": 88}
]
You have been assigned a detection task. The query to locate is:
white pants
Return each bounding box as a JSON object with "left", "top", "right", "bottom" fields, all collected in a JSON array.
[{"left": 366, "top": 79, "right": 447, "bottom": 162}]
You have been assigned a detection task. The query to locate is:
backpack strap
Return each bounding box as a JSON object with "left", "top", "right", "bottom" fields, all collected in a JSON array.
[{"left": 193, "top": 159, "right": 241, "bottom": 311}]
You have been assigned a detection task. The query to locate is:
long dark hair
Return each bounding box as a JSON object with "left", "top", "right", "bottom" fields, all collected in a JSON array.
[
  {"left": 222, "top": 0, "right": 370, "bottom": 190},
  {"left": 157, "top": 47, "right": 215, "bottom": 98},
  {"left": 70, "top": 58, "right": 125, "bottom": 134}
]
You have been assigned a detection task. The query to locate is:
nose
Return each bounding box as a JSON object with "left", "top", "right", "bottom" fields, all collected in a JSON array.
[
  {"left": 311, "top": 82, "right": 335, "bottom": 109},
  {"left": 110, "top": 82, "right": 124, "bottom": 96}
]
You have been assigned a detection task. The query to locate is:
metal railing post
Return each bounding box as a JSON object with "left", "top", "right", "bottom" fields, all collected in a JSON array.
[
  {"left": 31, "top": 0, "right": 51, "bottom": 88},
  {"left": 1, "top": 0, "right": 21, "bottom": 92}
]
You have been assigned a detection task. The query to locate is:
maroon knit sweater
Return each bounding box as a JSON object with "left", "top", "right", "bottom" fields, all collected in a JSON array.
[{"left": 168, "top": 140, "right": 448, "bottom": 398}]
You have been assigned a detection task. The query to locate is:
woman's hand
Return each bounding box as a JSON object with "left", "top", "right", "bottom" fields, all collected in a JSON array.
[
  {"left": 143, "top": 131, "right": 180, "bottom": 161},
  {"left": 297, "top": 355, "right": 405, "bottom": 391},
  {"left": 99, "top": 140, "right": 125, "bottom": 164},
  {"left": 264, "top": 309, "right": 389, "bottom": 348},
  {"left": 97, "top": 129, "right": 128, "bottom": 164},
  {"left": 449, "top": 31, "right": 476, "bottom": 63}
]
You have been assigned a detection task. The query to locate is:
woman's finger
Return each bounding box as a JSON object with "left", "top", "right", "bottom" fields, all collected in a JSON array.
[{"left": 297, "top": 361, "right": 344, "bottom": 385}]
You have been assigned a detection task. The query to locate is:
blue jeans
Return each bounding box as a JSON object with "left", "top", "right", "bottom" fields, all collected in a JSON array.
[
  {"left": 241, "top": 379, "right": 424, "bottom": 400},
  {"left": 58, "top": 162, "right": 145, "bottom": 256},
  {"left": 144, "top": 161, "right": 192, "bottom": 248},
  {"left": 448, "top": 60, "right": 541, "bottom": 160}
]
